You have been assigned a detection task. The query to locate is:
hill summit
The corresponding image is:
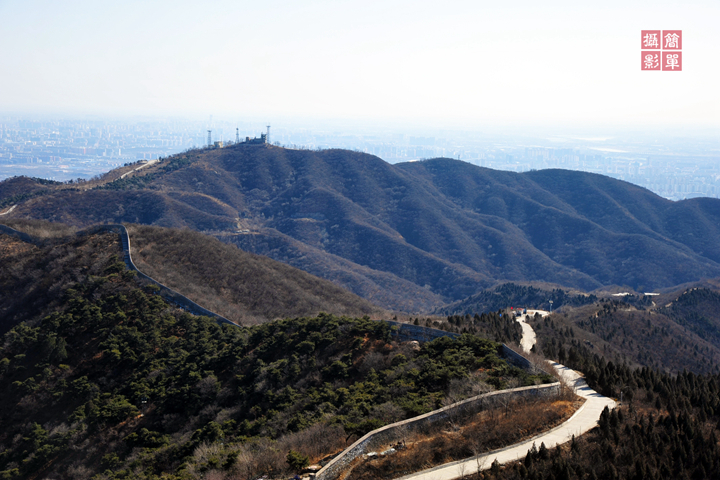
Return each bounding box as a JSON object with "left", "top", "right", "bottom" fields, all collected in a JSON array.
[{"left": 3, "top": 144, "right": 720, "bottom": 311}]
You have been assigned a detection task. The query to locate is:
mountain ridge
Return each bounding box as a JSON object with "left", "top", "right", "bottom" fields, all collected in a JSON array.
[
  {"left": 0, "top": 219, "right": 384, "bottom": 329},
  {"left": 3, "top": 144, "right": 720, "bottom": 311}
]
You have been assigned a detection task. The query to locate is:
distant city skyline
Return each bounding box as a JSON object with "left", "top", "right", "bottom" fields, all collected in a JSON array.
[
  {"left": 0, "top": 1, "right": 718, "bottom": 130},
  {"left": 1, "top": 115, "right": 717, "bottom": 201}
]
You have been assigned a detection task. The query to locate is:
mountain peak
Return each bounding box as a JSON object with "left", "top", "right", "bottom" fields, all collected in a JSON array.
[{"left": 3, "top": 146, "right": 720, "bottom": 311}]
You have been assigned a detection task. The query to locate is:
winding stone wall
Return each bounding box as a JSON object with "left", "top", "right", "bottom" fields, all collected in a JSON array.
[
  {"left": 4, "top": 221, "right": 554, "bottom": 480},
  {"left": 315, "top": 322, "right": 546, "bottom": 480},
  {"left": 315, "top": 382, "right": 561, "bottom": 480},
  {"left": 82, "top": 224, "right": 237, "bottom": 327},
  {"left": 0, "top": 222, "right": 237, "bottom": 327},
  {"left": 0, "top": 224, "right": 35, "bottom": 244},
  {"left": 385, "top": 320, "right": 460, "bottom": 342}
]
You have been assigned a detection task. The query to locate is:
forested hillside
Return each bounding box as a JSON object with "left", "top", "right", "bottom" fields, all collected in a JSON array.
[
  {"left": 436, "top": 283, "right": 598, "bottom": 316},
  {"left": 658, "top": 288, "right": 720, "bottom": 347},
  {"left": 521, "top": 282, "right": 720, "bottom": 375},
  {"left": 0, "top": 239, "right": 549, "bottom": 479},
  {"left": 0, "top": 222, "right": 118, "bottom": 334},
  {"left": 124, "top": 224, "right": 383, "bottom": 324},
  {"left": 468, "top": 291, "right": 720, "bottom": 480},
  {"left": 0, "top": 220, "right": 384, "bottom": 327},
  {"left": 3, "top": 145, "right": 720, "bottom": 311},
  {"left": 474, "top": 364, "right": 720, "bottom": 480}
]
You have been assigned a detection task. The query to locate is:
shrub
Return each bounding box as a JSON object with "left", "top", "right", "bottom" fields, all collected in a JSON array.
[{"left": 286, "top": 450, "right": 309, "bottom": 472}]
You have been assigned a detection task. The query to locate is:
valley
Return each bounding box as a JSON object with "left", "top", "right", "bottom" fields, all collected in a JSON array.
[
  {"left": 2, "top": 146, "right": 720, "bottom": 480},
  {"left": 2, "top": 144, "right": 720, "bottom": 312},
  {"left": 0, "top": 223, "right": 557, "bottom": 479}
]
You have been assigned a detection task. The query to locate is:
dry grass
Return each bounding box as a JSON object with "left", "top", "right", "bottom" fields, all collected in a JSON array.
[
  {"left": 2, "top": 218, "right": 77, "bottom": 239},
  {"left": 125, "top": 223, "right": 384, "bottom": 325},
  {"left": 346, "top": 395, "right": 583, "bottom": 480},
  {"left": 221, "top": 423, "right": 347, "bottom": 480}
]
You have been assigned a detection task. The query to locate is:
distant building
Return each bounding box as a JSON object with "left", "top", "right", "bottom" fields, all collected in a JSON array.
[
  {"left": 207, "top": 131, "right": 267, "bottom": 149},
  {"left": 241, "top": 133, "right": 267, "bottom": 145}
]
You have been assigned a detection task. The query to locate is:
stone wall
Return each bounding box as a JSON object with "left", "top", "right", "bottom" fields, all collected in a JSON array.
[
  {"left": 315, "top": 382, "right": 560, "bottom": 480},
  {"left": 84, "top": 224, "right": 237, "bottom": 327},
  {"left": 385, "top": 320, "right": 460, "bottom": 342},
  {"left": 501, "top": 344, "right": 533, "bottom": 370},
  {"left": 0, "top": 224, "right": 37, "bottom": 244},
  {"left": 1, "top": 222, "right": 237, "bottom": 327},
  {"left": 316, "top": 322, "right": 547, "bottom": 480}
]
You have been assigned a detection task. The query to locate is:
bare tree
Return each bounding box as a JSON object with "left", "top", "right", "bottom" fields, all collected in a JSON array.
[
  {"left": 472, "top": 434, "right": 489, "bottom": 475},
  {"left": 457, "top": 460, "right": 467, "bottom": 478}
]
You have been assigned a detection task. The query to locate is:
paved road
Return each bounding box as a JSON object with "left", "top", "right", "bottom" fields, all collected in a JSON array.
[{"left": 396, "top": 312, "right": 615, "bottom": 480}]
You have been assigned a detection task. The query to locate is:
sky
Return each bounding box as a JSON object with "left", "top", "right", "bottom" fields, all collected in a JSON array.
[{"left": 0, "top": 0, "right": 718, "bottom": 132}]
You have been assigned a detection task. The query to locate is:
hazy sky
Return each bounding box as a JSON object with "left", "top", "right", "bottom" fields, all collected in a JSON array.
[{"left": 1, "top": 0, "right": 718, "bottom": 131}]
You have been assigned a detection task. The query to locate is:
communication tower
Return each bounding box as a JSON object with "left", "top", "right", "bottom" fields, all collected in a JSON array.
[
  {"left": 236, "top": 128, "right": 240, "bottom": 144},
  {"left": 266, "top": 125, "right": 271, "bottom": 144},
  {"left": 207, "top": 130, "right": 212, "bottom": 147}
]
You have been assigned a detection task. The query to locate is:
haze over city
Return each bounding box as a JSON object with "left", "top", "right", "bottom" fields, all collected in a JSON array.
[
  {"left": 0, "top": 0, "right": 718, "bottom": 198},
  {"left": 4, "top": 4, "right": 720, "bottom": 480},
  {"left": 1, "top": 0, "right": 718, "bottom": 128}
]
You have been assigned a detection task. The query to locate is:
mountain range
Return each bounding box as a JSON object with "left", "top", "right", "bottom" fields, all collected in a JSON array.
[
  {"left": 2, "top": 143, "right": 720, "bottom": 311},
  {"left": 3, "top": 145, "right": 720, "bottom": 480}
]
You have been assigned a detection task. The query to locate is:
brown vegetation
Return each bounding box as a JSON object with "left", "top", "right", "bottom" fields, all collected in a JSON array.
[
  {"left": 346, "top": 395, "right": 582, "bottom": 480},
  {"left": 2, "top": 218, "right": 77, "bottom": 238},
  {"left": 0, "top": 220, "right": 123, "bottom": 334},
  {"left": 182, "top": 423, "right": 347, "bottom": 480},
  {"left": 125, "top": 223, "right": 385, "bottom": 324},
  {"left": 6, "top": 146, "right": 720, "bottom": 312},
  {"left": 531, "top": 299, "right": 720, "bottom": 375},
  {"left": 219, "top": 229, "right": 447, "bottom": 312}
]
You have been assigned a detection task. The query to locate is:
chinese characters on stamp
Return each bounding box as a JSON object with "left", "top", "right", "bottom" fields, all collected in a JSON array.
[{"left": 641, "top": 30, "right": 682, "bottom": 71}]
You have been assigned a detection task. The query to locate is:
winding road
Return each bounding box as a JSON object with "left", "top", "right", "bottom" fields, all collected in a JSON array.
[{"left": 396, "top": 312, "right": 616, "bottom": 480}]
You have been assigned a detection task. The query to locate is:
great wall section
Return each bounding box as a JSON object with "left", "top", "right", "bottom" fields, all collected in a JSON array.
[
  {"left": 1, "top": 222, "right": 616, "bottom": 480},
  {"left": 0, "top": 222, "right": 236, "bottom": 326}
]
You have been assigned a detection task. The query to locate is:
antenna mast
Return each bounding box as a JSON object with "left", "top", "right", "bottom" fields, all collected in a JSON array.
[
  {"left": 207, "top": 130, "right": 212, "bottom": 147},
  {"left": 236, "top": 128, "right": 240, "bottom": 144},
  {"left": 266, "top": 125, "right": 271, "bottom": 144}
]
